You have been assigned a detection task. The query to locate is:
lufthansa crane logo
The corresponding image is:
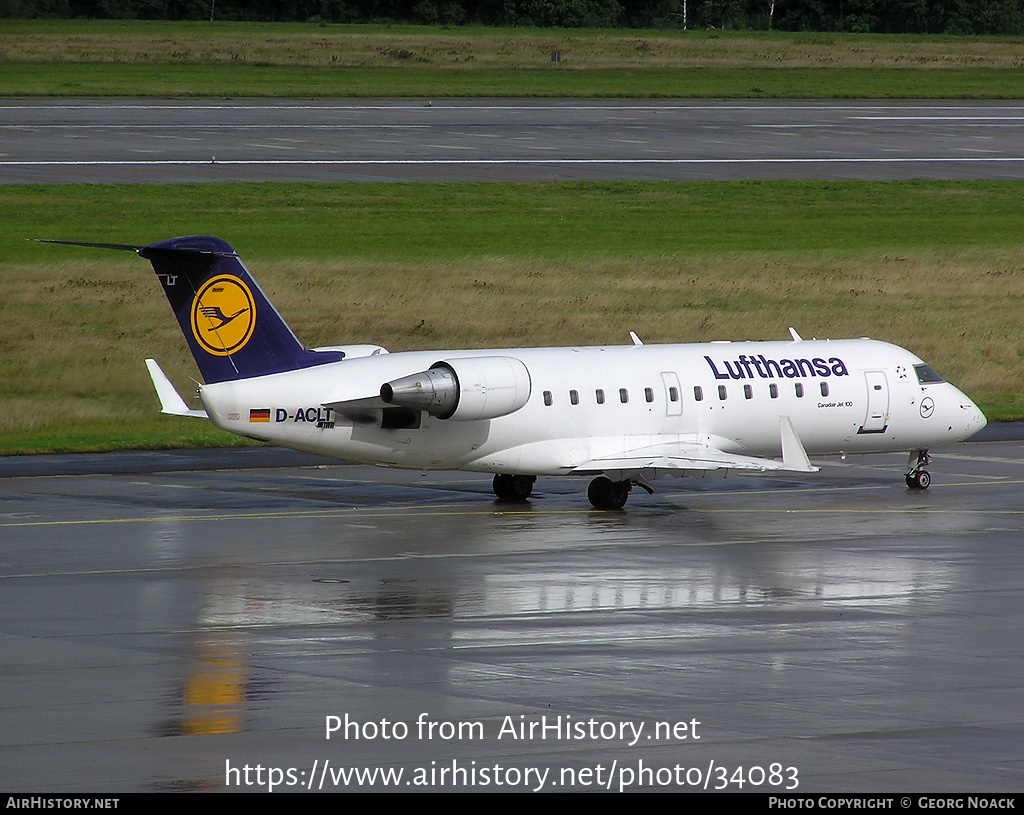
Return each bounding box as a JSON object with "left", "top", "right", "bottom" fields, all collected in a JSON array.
[{"left": 190, "top": 275, "right": 256, "bottom": 356}]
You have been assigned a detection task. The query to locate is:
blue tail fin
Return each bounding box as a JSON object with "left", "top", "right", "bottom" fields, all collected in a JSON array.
[{"left": 140, "top": 236, "right": 342, "bottom": 384}]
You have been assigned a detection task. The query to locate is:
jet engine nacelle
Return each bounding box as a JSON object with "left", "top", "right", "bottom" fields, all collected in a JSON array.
[{"left": 380, "top": 356, "right": 532, "bottom": 421}]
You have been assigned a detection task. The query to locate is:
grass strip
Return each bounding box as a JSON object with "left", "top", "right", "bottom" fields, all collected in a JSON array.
[
  {"left": 3, "top": 22, "right": 1024, "bottom": 98},
  {"left": 3, "top": 180, "right": 1023, "bottom": 453},
  {"left": 5, "top": 62, "right": 1024, "bottom": 98}
]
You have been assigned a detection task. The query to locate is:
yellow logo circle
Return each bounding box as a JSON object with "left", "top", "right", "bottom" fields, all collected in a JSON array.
[{"left": 190, "top": 275, "right": 256, "bottom": 356}]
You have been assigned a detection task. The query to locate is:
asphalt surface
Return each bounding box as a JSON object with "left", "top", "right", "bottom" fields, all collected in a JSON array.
[
  {"left": 1, "top": 432, "right": 1022, "bottom": 792},
  {"left": 3, "top": 99, "right": 1024, "bottom": 183},
  {"left": 3, "top": 96, "right": 1023, "bottom": 793}
]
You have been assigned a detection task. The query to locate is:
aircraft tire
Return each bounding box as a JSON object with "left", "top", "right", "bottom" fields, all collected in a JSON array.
[
  {"left": 588, "top": 476, "right": 630, "bottom": 510},
  {"left": 906, "top": 470, "right": 931, "bottom": 490},
  {"left": 493, "top": 473, "right": 535, "bottom": 501}
]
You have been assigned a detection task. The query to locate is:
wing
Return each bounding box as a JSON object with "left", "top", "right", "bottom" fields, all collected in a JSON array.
[{"left": 571, "top": 417, "right": 817, "bottom": 480}]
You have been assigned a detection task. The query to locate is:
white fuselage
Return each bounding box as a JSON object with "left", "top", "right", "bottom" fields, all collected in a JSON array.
[{"left": 198, "top": 339, "right": 986, "bottom": 477}]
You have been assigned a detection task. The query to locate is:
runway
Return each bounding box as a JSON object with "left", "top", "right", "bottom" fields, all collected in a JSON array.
[
  {"left": 2, "top": 431, "right": 1022, "bottom": 791},
  {"left": 3, "top": 99, "right": 1024, "bottom": 183}
]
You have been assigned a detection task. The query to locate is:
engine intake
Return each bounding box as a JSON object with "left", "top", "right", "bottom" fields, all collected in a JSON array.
[{"left": 380, "top": 356, "right": 531, "bottom": 421}]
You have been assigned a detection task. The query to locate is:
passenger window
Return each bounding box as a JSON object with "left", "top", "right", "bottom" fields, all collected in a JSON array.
[
  {"left": 543, "top": 390, "right": 553, "bottom": 406},
  {"left": 570, "top": 389, "right": 579, "bottom": 405},
  {"left": 669, "top": 387, "right": 679, "bottom": 402},
  {"left": 769, "top": 383, "right": 778, "bottom": 399},
  {"left": 596, "top": 389, "right": 605, "bottom": 404},
  {"left": 795, "top": 383, "right": 804, "bottom": 398},
  {"left": 744, "top": 384, "right": 752, "bottom": 400},
  {"left": 693, "top": 386, "right": 702, "bottom": 402},
  {"left": 619, "top": 388, "right": 629, "bottom": 404},
  {"left": 644, "top": 387, "right": 654, "bottom": 403},
  {"left": 820, "top": 382, "right": 829, "bottom": 397},
  {"left": 718, "top": 385, "right": 727, "bottom": 401}
]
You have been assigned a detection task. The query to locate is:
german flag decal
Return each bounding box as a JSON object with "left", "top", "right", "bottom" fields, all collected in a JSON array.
[{"left": 249, "top": 408, "right": 271, "bottom": 423}]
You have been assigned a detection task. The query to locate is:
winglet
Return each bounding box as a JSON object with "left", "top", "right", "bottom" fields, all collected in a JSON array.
[
  {"left": 780, "top": 416, "right": 818, "bottom": 472},
  {"left": 145, "top": 359, "right": 208, "bottom": 418}
]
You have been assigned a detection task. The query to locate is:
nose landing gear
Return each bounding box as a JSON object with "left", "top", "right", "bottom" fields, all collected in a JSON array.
[{"left": 906, "top": 450, "right": 932, "bottom": 490}]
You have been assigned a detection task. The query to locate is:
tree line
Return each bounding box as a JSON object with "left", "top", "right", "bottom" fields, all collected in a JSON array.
[{"left": 4, "top": 0, "right": 1024, "bottom": 35}]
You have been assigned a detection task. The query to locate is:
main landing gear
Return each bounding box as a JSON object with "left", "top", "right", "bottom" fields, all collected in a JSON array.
[
  {"left": 906, "top": 450, "right": 932, "bottom": 490},
  {"left": 491, "top": 474, "right": 649, "bottom": 509},
  {"left": 492, "top": 473, "right": 536, "bottom": 501},
  {"left": 586, "top": 476, "right": 632, "bottom": 510},
  {"left": 587, "top": 476, "right": 655, "bottom": 510}
]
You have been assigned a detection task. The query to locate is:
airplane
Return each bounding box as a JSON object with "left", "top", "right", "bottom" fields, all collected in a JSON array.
[{"left": 43, "top": 236, "right": 988, "bottom": 509}]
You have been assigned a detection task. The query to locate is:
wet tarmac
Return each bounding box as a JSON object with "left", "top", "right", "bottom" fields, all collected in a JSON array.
[{"left": 1, "top": 431, "right": 1022, "bottom": 792}]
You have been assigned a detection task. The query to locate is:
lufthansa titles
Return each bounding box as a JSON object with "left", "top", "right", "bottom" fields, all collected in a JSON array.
[{"left": 705, "top": 354, "right": 849, "bottom": 381}]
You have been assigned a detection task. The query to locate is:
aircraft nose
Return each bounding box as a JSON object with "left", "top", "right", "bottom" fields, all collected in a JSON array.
[
  {"left": 971, "top": 402, "right": 987, "bottom": 433},
  {"left": 962, "top": 394, "right": 987, "bottom": 437}
]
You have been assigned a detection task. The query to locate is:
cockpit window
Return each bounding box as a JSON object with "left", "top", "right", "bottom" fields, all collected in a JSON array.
[{"left": 914, "top": 364, "right": 945, "bottom": 385}]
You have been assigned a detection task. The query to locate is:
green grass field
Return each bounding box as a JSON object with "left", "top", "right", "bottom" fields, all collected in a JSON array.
[
  {"left": 3, "top": 21, "right": 1024, "bottom": 97},
  {"left": 3, "top": 22, "right": 1023, "bottom": 451},
  {"left": 4, "top": 180, "right": 1023, "bottom": 453}
]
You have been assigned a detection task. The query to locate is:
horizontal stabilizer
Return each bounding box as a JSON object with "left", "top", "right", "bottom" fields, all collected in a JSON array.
[
  {"left": 36, "top": 239, "right": 143, "bottom": 252},
  {"left": 145, "top": 359, "right": 208, "bottom": 418},
  {"left": 36, "top": 238, "right": 239, "bottom": 260}
]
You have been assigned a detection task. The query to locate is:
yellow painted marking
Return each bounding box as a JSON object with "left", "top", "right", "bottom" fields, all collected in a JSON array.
[
  {"left": 663, "top": 478, "right": 1024, "bottom": 499},
  {"left": 4, "top": 501, "right": 1024, "bottom": 531},
  {"left": 4, "top": 476, "right": 1023, "bottom": 530},
  {"left": 0, "top": 504, "right": 585, "bottom": 528}
]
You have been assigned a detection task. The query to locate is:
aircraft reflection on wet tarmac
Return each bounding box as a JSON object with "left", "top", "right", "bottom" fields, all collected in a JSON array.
[{"left": 1, "top": 440, "right": 1022, "bottom": 791}]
